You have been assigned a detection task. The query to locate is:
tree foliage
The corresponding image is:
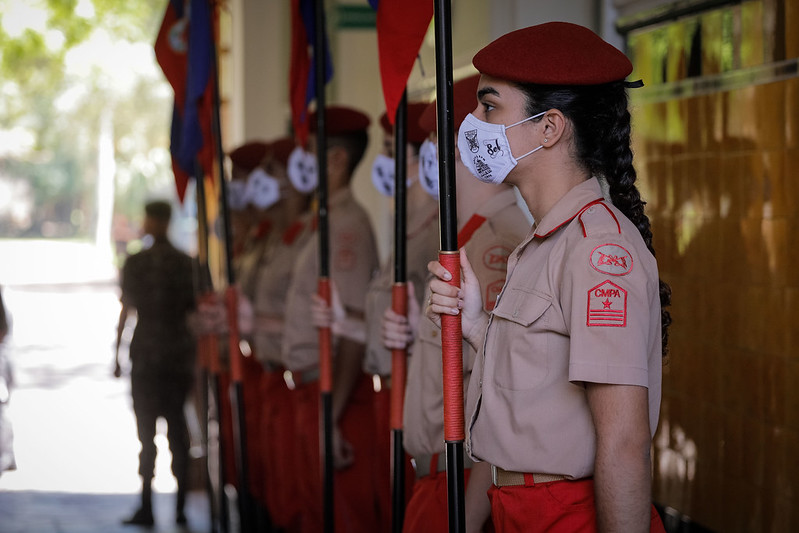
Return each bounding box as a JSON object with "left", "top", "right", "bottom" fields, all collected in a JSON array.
[{"left": 0, "top": 0, "right": 176, "bottom": 239}]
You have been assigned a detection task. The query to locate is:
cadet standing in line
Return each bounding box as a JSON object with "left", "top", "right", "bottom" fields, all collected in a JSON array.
[
  {"left": 427, "top": 23, "right": 671, "bottom": 532},
  {"left": 116, "top": 201, "right": 196, "bottom": 527},
  {"left": 244, "top": 137, "right": 314, "bottom": 532},
  {"left": 281, "top": 106, "right": 380, "bottom": 533},
  {"left": 361, "top": 102, "right": 438, "bottom": 528},
  {"left": 382, "top": 74, "right": 529, "bottom": 533}
]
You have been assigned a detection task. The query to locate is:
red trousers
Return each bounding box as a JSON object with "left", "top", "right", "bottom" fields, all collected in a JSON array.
[
  {"left": 294, "top": 373, "right": 379, "bottom": 533},
  {"left": 487, "top": 478, "right": 666, "bottom": 532},
  {"left": 242, "top": 355, "right": 266, "bottom": 504},
  {"left": 403, "top": 466, "right": 475, "bottom": 533},
  {"left": 372, "top": 387, "right": 416, "bottom": 530},
  {"left": 259, "top": 367, "right": 301, "bottom": 530}
]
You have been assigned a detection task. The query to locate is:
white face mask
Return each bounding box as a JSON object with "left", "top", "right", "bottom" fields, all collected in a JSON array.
[
  {"left": 227, "top": 180, "right": 248, "bottom": 210},
  {"left": 457, "top": 111, "right": 545, "bottom": 184},
  {"left": 371, "top": 153, "right": 396, "bottom": 197},
  {"left": 246, "top": 168, "right": 281, "bottom": 210},
  {"left": 418, "top": 138, "right": 439, "bottom": 198},
  {"left": 287, "top": 146, "right": 317, "bottom": 193}
]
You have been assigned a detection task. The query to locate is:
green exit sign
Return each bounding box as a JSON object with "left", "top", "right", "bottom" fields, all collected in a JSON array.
[{"left": 334, "top": 4, "right": 376, "bottom": 29}]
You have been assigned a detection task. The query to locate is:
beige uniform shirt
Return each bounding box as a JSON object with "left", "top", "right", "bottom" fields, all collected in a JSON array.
[
  {"left": 282, "top": 189, "right": 379, "bottom": 371},
  {"left": 403, "top": 188, "right": 528, "bottom": 457},
  {"left": 466, "top": 178, "right": 662, "bottom": 479},
  {"left": 363, "top": 194, "right": 439, "bottom": 376},
  {"left": 237, "top": 222, "right": 273, "bottom": 302},
  {"left": 252, "top": 213, "right": 315, "bottom": 366}
]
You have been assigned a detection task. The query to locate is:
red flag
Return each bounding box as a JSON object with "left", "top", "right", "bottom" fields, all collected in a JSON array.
[
  {"left": 372, "top": 0, "right": 433, "bottom": 124},
  {"left": 155, "top": 0, "right": 216, "bottom": 202}
]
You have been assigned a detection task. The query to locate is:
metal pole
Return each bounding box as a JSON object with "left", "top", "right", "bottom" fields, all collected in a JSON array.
[
  {"left": 206, "top": 1, "right": 257, "bottom": 530},
  {"left": 312, "top": 1, "right": 334, "bottom": 531},
  {"left": 194, "top": 160, "right": 220, "bottom": 533},
  {"left": 390, "top": 91, "right": 408, "bottom": 533},
  {"left": 433, "top": 1, "right": 465, "bottom": 532}
]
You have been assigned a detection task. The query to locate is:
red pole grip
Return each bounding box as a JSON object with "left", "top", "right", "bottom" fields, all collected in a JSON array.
[
  {"left": 438, "top": 251, "right": 464, "bottom": 441},
  {"left": 225, "top": 287, "right": 242, "bottom": 383},
  {"left": 390, "top": 283, "right": 408, "bottom": 430},
  {"left": 318, "top": 277, "right": 333, "bottom": 393}
]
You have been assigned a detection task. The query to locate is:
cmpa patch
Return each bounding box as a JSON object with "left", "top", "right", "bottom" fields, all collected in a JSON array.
[
  {"left": 483, "top": 245, "right": 512, "bottom": 271},
  {"left": 589, "top": 243, "right": 633, "bottom": 276},
  {"left": 587, "top": 280, "right": 627, "bottom": 327}
]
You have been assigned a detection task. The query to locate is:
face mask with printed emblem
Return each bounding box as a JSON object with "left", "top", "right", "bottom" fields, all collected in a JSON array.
[{"left": 457, "top": 111, "right": 545, "bottom": 184}]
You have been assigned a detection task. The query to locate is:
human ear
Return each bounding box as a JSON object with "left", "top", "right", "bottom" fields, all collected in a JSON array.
[{"left": 540, "top": 109, "right": 567, "bottom": 147}]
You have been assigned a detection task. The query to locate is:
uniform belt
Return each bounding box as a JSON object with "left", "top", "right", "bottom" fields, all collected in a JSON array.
[
  {"left": 283, "top": 367, "right": 320, "bottom": 389},
  {"left": 491, "top": 465, "right": 568, "bottom": 487},
  {"left": 413, "top": 453, "right": 474, "bottom": 479},
  {"left": 372, "top": 374, "right": 391, "bottom": 392},
  {"left": 263, "top": 361, "right": 285, "bottom": 373}
]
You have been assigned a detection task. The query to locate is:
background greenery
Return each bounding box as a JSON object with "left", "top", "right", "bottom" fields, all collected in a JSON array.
[{"left": 0, "top": 0, "right": 177, "bottom": 243}]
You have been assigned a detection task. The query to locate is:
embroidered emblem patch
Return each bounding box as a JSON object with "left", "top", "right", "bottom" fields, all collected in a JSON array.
[
  {"left": 483, "top": 245, "right": 512, "bottom": 271},
  {"left": 587, "top": 280, "right": 627, "bottom": 327},
  {"left": 589, "top": 244, "right": 633, "bottom": 276},
  {"left": 334, "top": 248, "right": 356, "bottom": 271},
  {"left": 485, "top": 280, "right": 505, "bottom": 311}
]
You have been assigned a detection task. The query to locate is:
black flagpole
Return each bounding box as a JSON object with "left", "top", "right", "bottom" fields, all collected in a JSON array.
[
  {"left": 206, "top": 2, "right": 256, "bottom": 531},
  {"left": 312, "top": 1, "right": 334, "bottom": 532},
  {"left": 433, "top": 1, "right": 466, "bottom": 532},
  {"left": 193, "top": 160, "right": 221, "bottom": 533},
  {"left": 390, "top": 91, "right": 408, "bottom": 533}
]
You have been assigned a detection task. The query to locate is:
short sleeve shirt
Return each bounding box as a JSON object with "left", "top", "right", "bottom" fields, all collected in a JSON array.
[
  {"left": 466, "top": 178, "right": 662, "bottom": 478},
  {"left": 252, "top": 213, "right": 315, "bottom": 366},
  {"left": 363, "top": 194, "right": 439, "bottom": 376},
  {"left": 120, "top": 239, "right": 196, "bottom": 377},
  {"left": 403, "top": 188, "right": 529, "bottom": 457},
  {"left": 282, "top": 189, "right": 379, "bottom": 371}
]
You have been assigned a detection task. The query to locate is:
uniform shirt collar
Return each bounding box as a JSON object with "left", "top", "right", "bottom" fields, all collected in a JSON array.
[{"left": 533, "top": 177, "right": 604, "bottom": 239}]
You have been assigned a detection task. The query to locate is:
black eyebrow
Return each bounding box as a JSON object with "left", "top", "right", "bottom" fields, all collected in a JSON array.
[{"left": 477, "top": 86, "right": 500, "bottom": 99}]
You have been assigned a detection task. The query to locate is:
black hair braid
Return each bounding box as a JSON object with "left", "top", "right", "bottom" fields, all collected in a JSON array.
[
  {"left": 599, "top": 86, "right": 671, "bottom": 357},
  {"left": 518, "top": 81, "right": 671, "bottom": 357}
]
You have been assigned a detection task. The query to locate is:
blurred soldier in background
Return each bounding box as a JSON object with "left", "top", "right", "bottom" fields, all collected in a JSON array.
[{"left": 115, "top": 200, "right": 197, "bottom": 527}]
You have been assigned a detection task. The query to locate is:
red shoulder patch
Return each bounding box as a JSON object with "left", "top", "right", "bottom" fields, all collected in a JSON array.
[
  {"left": 587, "top": 280, "right": 627, "bottom": 327},
  {"left": 589, "top": 243, "right": 633, "bottom": 276},
  {"left": 483, "top": 245, "right": 512, "bottom": 272}
]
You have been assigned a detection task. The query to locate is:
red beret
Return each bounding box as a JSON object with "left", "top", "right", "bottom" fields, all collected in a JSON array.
[
  {"left": 473, "top": 22, "right": 632, "bottom": 85},
  {"left": 309, "top": 106, "right": 370, "bottom": 136},
  {"left": 418, "top": 74, "right": 481, "bottom": 133},
  {"left": 268, "top": 137, "right": 296, "bottom": 168},
  {"left": 229, "top": 141, "right": 269, "bottom": 174},
  {"left": 379, "top": 102, "right": 430, "bottom": 144}
]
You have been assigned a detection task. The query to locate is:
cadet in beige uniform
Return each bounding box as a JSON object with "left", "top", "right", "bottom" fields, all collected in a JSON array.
[
  {"left": 281, "top": 106, "right": 379, "bottom": 533},
  {"left": 362, "top": 102, "right": 439, "bottom": 527},
  {"left": 382, "top": 74, "right": 528, "bottom": 533},
  {"left": 427, "top": 23, "right": 671, "bottom": 532}
]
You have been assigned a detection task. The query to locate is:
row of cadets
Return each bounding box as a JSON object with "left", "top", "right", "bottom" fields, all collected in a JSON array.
[
  {"left": 381, "top": 74, "right": 530, "bottom": 532},
  {"left": 281, "top": 106, "right": 380, "bottom": 533},
  {"left": 209, "top": 138, "right": 303, "bottom": 530},
  {"left": 246, "top": 137, "right": 314, "bottom": 532},
  {"left": 362, "top": 102, "right": 439, "bottom": 529},
  {"left": 213, "top": 140, "right": 272, "bottom": 516}
]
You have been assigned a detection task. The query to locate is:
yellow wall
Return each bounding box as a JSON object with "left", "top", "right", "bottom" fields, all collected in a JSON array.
[{"left": 628, "top": 1, "right": 799, "bottom": 529}]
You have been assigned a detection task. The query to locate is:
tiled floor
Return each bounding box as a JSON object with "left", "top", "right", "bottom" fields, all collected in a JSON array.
[
  {"left": 0, "top": 246, "right": 214, "bottom": 533},
  {"left": 0, "top": 489, "right": 211, "bottom": 533}
]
